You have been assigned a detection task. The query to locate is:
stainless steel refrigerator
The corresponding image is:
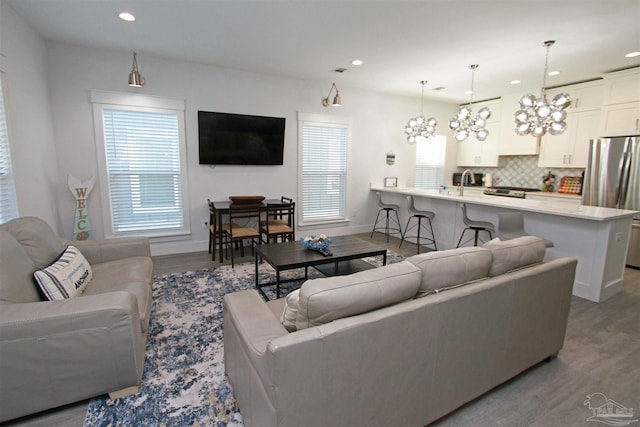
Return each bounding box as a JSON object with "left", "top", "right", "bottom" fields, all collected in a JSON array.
[{"left": 582, "top": 135, "right": 640, "bottom": 268}]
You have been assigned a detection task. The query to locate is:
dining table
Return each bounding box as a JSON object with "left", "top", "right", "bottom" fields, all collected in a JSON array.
[{"left": 210, "top": 198, "right": 288, "bottom": 263}]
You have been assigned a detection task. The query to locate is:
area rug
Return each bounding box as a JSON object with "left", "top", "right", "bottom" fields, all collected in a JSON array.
[{"left": 83, "top": 251, "right": 403, "bottom": 427}]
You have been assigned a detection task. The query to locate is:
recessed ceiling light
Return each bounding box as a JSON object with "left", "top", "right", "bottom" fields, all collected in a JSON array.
[
  {"left": 625, "top": 51, "right": 640, "bottom": 58},
  {"left": 510, "top": 80, "right": 521, "bottom": 85},
  {"left": 464, "top": 90, "right": 473, "bottom": 95},
  {"left": 351, "top": 59, "right": 363, "bottom": 66},
  {"left": 118, "top": 12, "right": 136, "bottom": 22},
  {"left": 548, "top": 70, "right": 560, "bottom": 76}
]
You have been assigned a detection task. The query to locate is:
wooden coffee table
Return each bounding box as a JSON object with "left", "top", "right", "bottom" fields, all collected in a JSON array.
[{"left": 255, "top": 235, "right": 387, "bottom": 300}]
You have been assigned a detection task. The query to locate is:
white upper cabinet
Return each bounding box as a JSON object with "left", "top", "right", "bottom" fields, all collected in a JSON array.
[
  {"left": 600, "top": 103, "right": 640, "bottom": 136},
  {"left": 554, "top": 81, "right": 604, "bottom": 111},
  {"left": 456, "top": 99, "right": 506, "bottom": 167},
  {"left": 538, "top": 81, "right": 603, "bottom": 168},
  {"left": 601, "top": 68, "right": 640, "bottom": 105},
  {"left": 599, "top": 68, "right": 640, "bottom": 136},
  {"left": 498, "top": 91, "right": 540, "bottom": 155},
  {"left": 538, "top": 109, "right": 601, "bottom": 168}
]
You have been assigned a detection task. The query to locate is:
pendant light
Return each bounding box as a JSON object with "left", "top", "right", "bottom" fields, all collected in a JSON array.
[
  {"left": 448, "top": 64, "right": 491, "bottom": 142},
  {"left": 128, "top": 52, "right": 145, "bottom": 87},
  {"left": 404, "top": 80, "right": 437, "bottom": 144},
  {"left": 514, "top": 40, "right": 572, "bottom": 137}
]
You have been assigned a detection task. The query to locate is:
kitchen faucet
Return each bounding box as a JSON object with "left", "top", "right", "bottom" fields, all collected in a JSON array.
[{"left": 459, "top": 169, "right": 475, "bottom": 196}]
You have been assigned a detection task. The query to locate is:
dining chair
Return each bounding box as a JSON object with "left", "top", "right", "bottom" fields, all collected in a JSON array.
[
  {"left": 260, "top": 197, "right": 295, "bottom": 244},
  {"left": 208, "top": 199, "right": 226, "bottom": 261},
  {"left": 221, "top": 201, "right": 262, "bottom": 267}
]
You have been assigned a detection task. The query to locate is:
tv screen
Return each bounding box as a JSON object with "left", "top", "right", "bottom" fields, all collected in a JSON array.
[{"left": 198, "top": 111, "right": 285, "bottom": 165}]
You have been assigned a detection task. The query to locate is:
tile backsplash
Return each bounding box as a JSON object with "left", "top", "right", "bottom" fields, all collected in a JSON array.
[{"left": 458, "top": 156, "right": 584, "bottom": 190}]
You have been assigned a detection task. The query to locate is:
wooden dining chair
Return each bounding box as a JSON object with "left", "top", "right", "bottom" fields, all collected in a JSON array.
[
  {"left": 221, "top": 201, "right": 262, "bottom": 267},
  {"left": 260, "top": 197, "right": 295, "bottom": 244}
]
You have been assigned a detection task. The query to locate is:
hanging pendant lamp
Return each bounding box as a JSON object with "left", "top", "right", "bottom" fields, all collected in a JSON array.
[
  {"left": 514, "top": 40, "right": 572, "bottom": 137},
  {"left": 404, "top": 80, "right": 437, "bottom": 144},
  {"left": 448, "top": 65, "right": 491, "bottom": 142},
  {"left": 128, "top": 52, "right": 145, "bottom": 87}
]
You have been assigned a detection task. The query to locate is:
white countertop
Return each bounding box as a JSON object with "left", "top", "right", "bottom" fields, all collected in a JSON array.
[{"left": 371, "top": 186, "right": 638, "bottom": 221}]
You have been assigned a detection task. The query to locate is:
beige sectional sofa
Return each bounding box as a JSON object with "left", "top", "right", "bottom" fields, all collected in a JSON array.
[
  {"left": 223, "top": 236, "right": 577, "bottom": 427},
  {"left": 0, "top": 217, "right": 153, "bottom": 422}
]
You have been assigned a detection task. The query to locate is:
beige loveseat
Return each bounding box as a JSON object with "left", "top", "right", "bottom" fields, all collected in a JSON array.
[
  {"left": 0, "top": 217, "right": 153, "bottom": 422},
  {"left": 223, "top": 236, "right": 577, "bottom": 427}
]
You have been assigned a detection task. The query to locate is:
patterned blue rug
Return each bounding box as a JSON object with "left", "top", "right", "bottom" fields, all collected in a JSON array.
[{"left": 83, "top": 251, "right": 402, "bottom": 426}]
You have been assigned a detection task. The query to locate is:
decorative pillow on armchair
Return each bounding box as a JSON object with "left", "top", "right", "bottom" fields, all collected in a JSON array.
[
  {"left": 33, "top": 246, "right": 93, "bottom": 300},
  {"left": 280, "top": 289, "right": 300, "bottom": 332}
]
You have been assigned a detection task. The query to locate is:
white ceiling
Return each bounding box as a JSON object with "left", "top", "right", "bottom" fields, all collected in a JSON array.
[{"left": 7, "top": 0, "right": 640, "bottom": 103}]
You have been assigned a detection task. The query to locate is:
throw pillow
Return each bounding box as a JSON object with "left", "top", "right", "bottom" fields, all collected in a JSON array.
[
  {"left": 280, "top": 289, "right": 300, "bottom": 332},
  {"left": 33, "top": 246, "right": 93, "bottom": 300}
]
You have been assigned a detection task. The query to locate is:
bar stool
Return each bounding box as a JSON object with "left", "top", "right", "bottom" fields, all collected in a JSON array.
[
  {"left": 399, "top": 195, "right": 437, "bottom": 253},
  {"left": 456, "top": 203, "right": 495, "bottom": 247},
  {"left": 370, "top": 192, "right": 403, "bottom": 242},
  {"left": 497, "top": 212, "right": 554, "bottom": 248}
]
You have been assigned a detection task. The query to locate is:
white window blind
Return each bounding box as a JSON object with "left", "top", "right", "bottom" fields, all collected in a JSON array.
[
  {"left": 0, "top": 74, "right": 19, "bottom": 223},
  {"left": 301, "top": 121, "right": 348, "bottom": 222},
  {"left": 100, "top": 107, "right": 186, "bottom": 235},
  {"left": 415, "top": 135, "right": 447, "bottom": 190}
]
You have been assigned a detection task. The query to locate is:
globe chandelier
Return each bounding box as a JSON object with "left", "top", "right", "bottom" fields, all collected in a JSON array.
[
  {"left": 404, "top": 80, "right": 437, "bottom": 144},
  {"left": 448, "top": 64, "right": 491, "bottom": 142},
  {"left": 514, "top": 40, "right": 572, "bottom": 137}
]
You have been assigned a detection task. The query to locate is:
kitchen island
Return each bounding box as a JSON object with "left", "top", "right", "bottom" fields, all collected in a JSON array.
[{"left": 371, "top": 185, "right": 638, "bottom": 302}]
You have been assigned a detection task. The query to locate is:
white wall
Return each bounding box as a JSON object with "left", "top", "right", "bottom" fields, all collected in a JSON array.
[
  {"left": 0, "top": 1, "right": 60, "bottom": 231},
  {"left": 42, "top": 40, "right": 457, "bottom": 255}
]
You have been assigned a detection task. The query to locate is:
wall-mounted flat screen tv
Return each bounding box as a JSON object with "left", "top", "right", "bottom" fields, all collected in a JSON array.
[{"left": 198, "top": 111, "right": 285, "bottom": 165}]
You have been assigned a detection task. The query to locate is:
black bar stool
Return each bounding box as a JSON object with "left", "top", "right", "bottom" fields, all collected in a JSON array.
[
  {"left": 400, "top": 195, "right": 437, "bottom": 253},
  {"left": 456, "top": 203, "right": 495, "bottom": 247},
  {"left": 370, "top": 192, "right": 403, "bottom": 242}
]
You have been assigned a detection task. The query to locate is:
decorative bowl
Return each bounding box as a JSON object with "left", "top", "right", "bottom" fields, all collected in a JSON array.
[{"left": 300, "top": 234, "right": 332, "bottom": 251}]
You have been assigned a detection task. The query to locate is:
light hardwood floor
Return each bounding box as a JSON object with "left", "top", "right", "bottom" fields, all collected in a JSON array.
[{"left": 4, "top": 233, "right": 639, "bottom": 426}]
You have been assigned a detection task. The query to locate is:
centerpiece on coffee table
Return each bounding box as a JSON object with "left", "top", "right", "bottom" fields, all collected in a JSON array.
[{"left": 300, "top": 234, "right": 333, "bottom": 256}]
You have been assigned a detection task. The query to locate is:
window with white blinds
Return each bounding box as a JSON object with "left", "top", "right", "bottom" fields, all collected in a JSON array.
[
  {"left": 92, "top": 92, "right": 189, "bottom": 238},
  {"left": 0, "top": 73, "right": 19, "bottom": 224},
  {"left": 299, "top": 115, "right": 349, "bottom": 223},
  {"left": 414, "top": 135, "right": 447, "bottom": 190}
]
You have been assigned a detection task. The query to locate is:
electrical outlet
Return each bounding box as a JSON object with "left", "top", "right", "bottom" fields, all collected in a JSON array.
[{"left": 615, "top": 232, "right": 622, "bottom": 242}]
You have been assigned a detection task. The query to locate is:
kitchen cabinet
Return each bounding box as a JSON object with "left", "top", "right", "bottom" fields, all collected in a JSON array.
[
  {"left": 526, "top": 192, "right": 581, "bottom": 204},
  {"left": 600, "top": 102, "right": 640, "bottom": 136},
  {"left": 552, "top": 81, "right": 603, "bottom": 112},
  {"left": 498, "top": 91, "right": 539, "bottom": 155},
  {"left": 538, "top": 81, "right": 603, "bottom": 168},
  {"left": 598, "top": 69, "right": 640, "bottom": 136},
  {"left": 456, "top": 100, "right": 506, "bottom": 167},
  {"left": 601, "top": 68, "right": 640, "bottom": 105},
  {"left": 538, "top": 109, "right": 600, "bottom": 168}
]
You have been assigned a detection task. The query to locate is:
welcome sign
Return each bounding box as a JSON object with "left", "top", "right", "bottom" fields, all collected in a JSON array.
[{"left": 68, "top": 175, "right": 95, "bottom": 240}]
